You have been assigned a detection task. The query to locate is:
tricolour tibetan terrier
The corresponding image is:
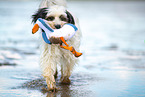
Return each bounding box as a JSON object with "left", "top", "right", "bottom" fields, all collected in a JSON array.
[{"left": 32, "top": 0, "right": 81, "bottom": 91}]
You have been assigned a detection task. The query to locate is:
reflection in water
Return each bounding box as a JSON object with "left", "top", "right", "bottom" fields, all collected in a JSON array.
[
  {"left": 59, "top": 85, "right": 71, "bottom": 97},
  {"left": 45, "top": 85, "right": 71, "bottom": 97},
  {"left": 20, "top": 73, "right": 97, "bottom": 97}
]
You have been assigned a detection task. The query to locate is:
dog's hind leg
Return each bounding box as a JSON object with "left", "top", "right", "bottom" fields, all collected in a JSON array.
[
  {"left": 60, "top": 66, "right": 71, "bottom": 84},
  {"left": 60, "top": 57, "right": 75, "bottom": 84},
  {"left": 54, "top": 67, "right": 58, "bottom": 79}
]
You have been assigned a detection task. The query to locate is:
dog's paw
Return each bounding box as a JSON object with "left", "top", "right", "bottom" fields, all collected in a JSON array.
[{"left": 60, "top": 77, "right": 71, "bottom": 84}]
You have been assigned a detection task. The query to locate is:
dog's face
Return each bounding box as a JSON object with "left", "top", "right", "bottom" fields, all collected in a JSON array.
[
  {"left": 32, "top": 5, "right": 75, "bottom": 29},
  {"left": 45, "top": 6, "right": 68, "bottom": 29}
]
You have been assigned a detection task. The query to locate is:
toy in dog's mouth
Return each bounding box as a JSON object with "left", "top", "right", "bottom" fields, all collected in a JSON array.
[{"left": 32, "top": 18, "right": 82, "bottom": 57}]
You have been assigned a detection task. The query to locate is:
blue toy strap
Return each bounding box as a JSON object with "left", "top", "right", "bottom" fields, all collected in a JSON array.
[
  {"left": 42, "top": 31, "right": 51, "bottom": 44},
  {"left": 66, "top": 23, "right": 78, "bottom": 31},
  {"left": 38, "top": 18, "right": 54, "bottom": 32}
]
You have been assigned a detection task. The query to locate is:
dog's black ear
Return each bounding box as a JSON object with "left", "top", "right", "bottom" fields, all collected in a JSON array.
[
  {"left": 66, "top": 10, "right": 75, "bottom": 25},
  {"left": 32, "top": 8, "right": 48, "bottom": 23}
]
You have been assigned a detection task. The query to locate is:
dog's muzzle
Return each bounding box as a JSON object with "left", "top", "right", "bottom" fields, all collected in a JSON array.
[{"left": 55, "top": 25, "right": 61, "bottom": 29}]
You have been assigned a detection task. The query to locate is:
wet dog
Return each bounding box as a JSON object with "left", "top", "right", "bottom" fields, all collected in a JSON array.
[{"left": 32, "top": 0, "right": 81, "bottom": 91}]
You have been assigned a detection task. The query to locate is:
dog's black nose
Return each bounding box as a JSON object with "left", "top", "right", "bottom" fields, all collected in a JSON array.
[{"left": 55, "top": 25, "right": 61, "bottom": 29}]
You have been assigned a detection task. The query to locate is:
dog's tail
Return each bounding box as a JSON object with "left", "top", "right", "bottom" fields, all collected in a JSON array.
[{"left": 39, "top": 0, "right": 67, "bottom": 8}]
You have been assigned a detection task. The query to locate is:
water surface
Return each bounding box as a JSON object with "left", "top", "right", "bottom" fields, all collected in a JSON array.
[{"left": 0, "top": 1, "right": 145, "bottom": 97}]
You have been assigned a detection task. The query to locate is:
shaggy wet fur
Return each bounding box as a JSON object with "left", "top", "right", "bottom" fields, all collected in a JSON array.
[{"left": 32, "top": 0, "right": 81, "bottom": 91}]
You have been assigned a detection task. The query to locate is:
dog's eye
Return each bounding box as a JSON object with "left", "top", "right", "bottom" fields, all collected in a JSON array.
[
  {"left": 60, "top": 15, "right": 67, "bottom": 21},
  {"left": 46, "top": 16, "right": 54, "bottom": 21}
]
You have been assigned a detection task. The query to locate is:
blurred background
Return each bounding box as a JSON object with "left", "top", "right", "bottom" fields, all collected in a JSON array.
[{"left": 0, "top": 0, "right": 145, "bottom": 97}]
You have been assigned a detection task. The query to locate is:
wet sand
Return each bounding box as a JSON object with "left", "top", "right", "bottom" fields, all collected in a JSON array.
[{"left": 0, "top": 0, "right": 145, "bottom": 97}]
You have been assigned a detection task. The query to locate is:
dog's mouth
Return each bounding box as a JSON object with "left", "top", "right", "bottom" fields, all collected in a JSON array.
[
  {"left": 46, "top": 21, "right": 63, "bottom": 29},
  {"left": 48, "top": 23, "right": 62, "bottom": 29}
]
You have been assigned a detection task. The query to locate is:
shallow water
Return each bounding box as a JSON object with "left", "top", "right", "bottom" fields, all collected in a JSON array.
[{"left": 0, "top": 1, "right": 145, "bottom": 97}]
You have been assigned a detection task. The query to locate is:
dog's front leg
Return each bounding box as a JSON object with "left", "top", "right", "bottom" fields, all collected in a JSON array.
[
  {"left": 60, "top": 58, "right": 75, "bottom": 84},
  {"left": 41, "top": 59, "right": 57, "bottom": 91},
  {"left": 40, "top": 43, "right": 59, "bottom": 91},
  {"left": 42, "top": 66, "right": 57, "bottom": 91},
  {"left": 44, "top": 75, "right": 57, "bottom": 92}
]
